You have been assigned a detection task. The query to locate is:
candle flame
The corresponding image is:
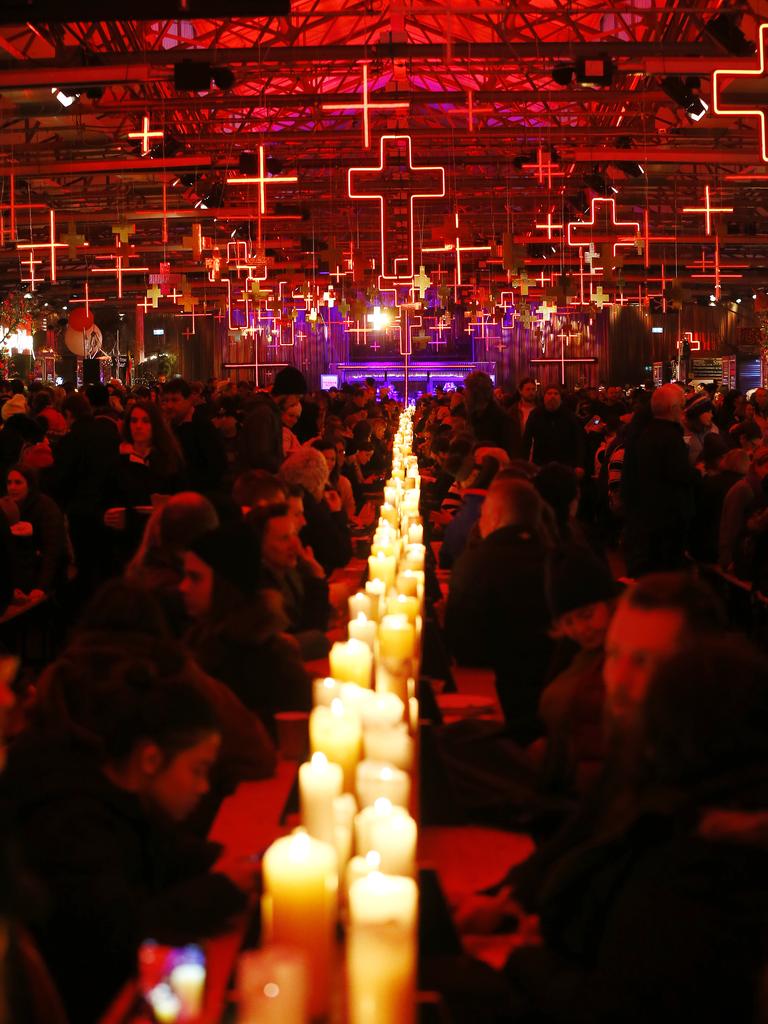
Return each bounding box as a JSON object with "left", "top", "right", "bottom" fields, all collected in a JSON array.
[
  {"left": 373, "top": 797, "right": 393, "bottom": 814},
  {"left": 311, "top": 751, "right": 329, "bottom": 768}
]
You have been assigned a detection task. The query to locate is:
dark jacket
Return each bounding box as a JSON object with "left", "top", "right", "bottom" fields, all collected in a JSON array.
[
  {"left": 621, "top": 417, "right": 696, "bottom": 528},
  {"left": 523, "top": 406, "right": 585, "bottom": 468},
  {"left": 300, "top": 490, "right": 352, "bottom": 574},
  {"left": 446, "top": 524, "right": 553, "bottom": 741},
  {"left": 260, "top": 565, "right": 331, "bottom": 660},
  {"left": 238, "top": 393, "right": 283, "bottom": 473},
  {"left": 469, "top": 401, "right": 518, "bottom": 456},
  {"left": 174, "top": 408, "right": 227, "bottom": 494},
  {"left": 1, "top": 737, "right": 245, "bottom": 1024},
  {"left": 13, "top": 492, "right": 69, "bottom": 593},
  {"left": 439, "top": 489, "right": 486, "bottom": 568},
  {"left": 45, "top": 414, "right": 120, "bottom": 519}
]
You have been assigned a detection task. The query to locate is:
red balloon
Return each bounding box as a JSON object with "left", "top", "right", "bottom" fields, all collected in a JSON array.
[{"left": 68, "top": 307, "right": 94, "bottom": 332}]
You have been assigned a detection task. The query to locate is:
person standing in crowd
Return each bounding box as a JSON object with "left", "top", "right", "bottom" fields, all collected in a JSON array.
[
  {"left": 507, "top": 377, "right": 539, "bottom": 457},
  {"left": 719, "top": 444, "right": 768, "bottom": 579},
  {"left": 276, "top": 393, "right": 303, "bottom": 457},
  {"left": 683, "top": 391, "right": 719, "bottom": 465},
  {"left": 5, "top": 465, "right": 69, "bottom": 601},
  {"left": 522, "top": 385, "right": 584, "bottom": 469},
  {"left": 161, "top": 378, "right": 227, "bottom": 493},
  {"left": 239, "top": 366, "right": 307, "bottom": 473},
  {"left": 464, "top": 371, "right": 517, "bottom": 455},
  {"left": 621, "top": 383, "right": 696, "bottom": 577}
]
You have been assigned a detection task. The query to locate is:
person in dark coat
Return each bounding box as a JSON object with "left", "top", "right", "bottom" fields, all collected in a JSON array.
[
  {"left": 445, "top": 476, "right": 554, "bottom": 742},
  {"left": 5, "top": 464, "right": 69, "bottom": 599},
  {"left": 182, "top": 524, "right": 311, "bottom": 737},
  {"left": 523, "top": 385, "right": 585, "bottom": 469},
  {"left": 2, "top": 657, "right": 256, "bottom": 1024},
  {"left": 161, "top": 378, "right": 227, "bottom": 493},
  {"left": 621, "top": 383, "right": 697, "bottom": 577},
  {"left": 502, "top": 637, "right": 768, "bottom": 1024},
  {"left": 279, "top": 446, "right": 352, "bottom": 573},
  {"left": 238, "top": 367, "right": 307, "bottom": 473},
  {"left": 464, "top": 371, "right": 517, "bottom": 456}
]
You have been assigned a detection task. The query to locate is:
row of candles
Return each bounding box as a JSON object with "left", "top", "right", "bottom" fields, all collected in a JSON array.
[{"left": 245, "top": 409, "right": 423, "bottom": 1023}]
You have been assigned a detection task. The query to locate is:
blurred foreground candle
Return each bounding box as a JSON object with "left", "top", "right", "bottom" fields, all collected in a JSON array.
[
  {"left": 333, "top": 792, "right": 357, "bottom": 869},
  {"left": 345, "top": 849, "right": 382, "bottom": 898},
  {"left": 348, "top": 591, "right": 374, "bottom": 621},
  {"left": 329, "top": 638, "right": 373, "bottom": 688},
  {"left": 368, "top": 807, "right": 418, "bottom": 876},
  {"left": 379, "top": 503, "right": 398, "bottom": 526},
  {"left": 313, "top": 677, "right": 340, "bottom": 708},
  {"left": 299, "top": 752, "right": 343, "bottom": 847},
  {"left": 378, "top": 615, "right": 416, "bottom": 659},
  {"left": 365, "top": 578, "right": 386, "bottom": 616},
  {"left": 347, "top": 873, "right": 418, "bottom": 1024},
  {"left": 261, "top": 830, "right": 338, "bottom": 1018},
  {"left": 360, "top": 691, "right": 405, "bottom": 730},
  {"left": 363, "top": 724, "right": 414, "bottom": 771},
  {"left": 348, "top": 613, "right": 377, "bottom": 650},
  {"left": 368, "top": 552, "right": 396, "bottom": 588},
  {"left": 236, "top": 946, "right": 308, "bottom": 1024},
  {"left": 386, "top": 593, "right": 420, "bottom": 625},
  {"left": 407, "top": 523, "right": 423, "bottom": 545},
  {"left": 356, "top": 760, "right": 411, "bottom": 809},
  {"left": 309, "top": 698, "right": 362, "bottom": 791},
  {"left": 395, "top": 569, "right": 422, "bottom": 598},
  {"left": 169, "top": 955, "right": 205, "bottom": 1018},
  {"left": 402, "top": 543, "right": 426, "bottom": 571},
  {"left": 354, "top": 797, "right": 396, "bottom": 853}
]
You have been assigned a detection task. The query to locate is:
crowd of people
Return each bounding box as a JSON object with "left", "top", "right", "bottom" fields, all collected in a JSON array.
[{"left": 0, "top": 365, "right": 766, "bottom": 1021}]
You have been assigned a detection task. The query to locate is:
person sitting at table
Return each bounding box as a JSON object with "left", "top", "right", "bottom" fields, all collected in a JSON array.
[
  {"left": 445, "top": 476, "right": 554, "bottom": 743},
  {"left": 2, "top": 653, "right": 259, "bottom": 1024},
  {"left": 314, "top": 436, "right": 356, "bottom": 521},
  {"left": 248, "top": 500, "right": 331, "bottom": 660},
  {"left": 279, "top": 446, "right": 352, "bottom": 574},
  {"left": 232, "top": 467, "right": 285, "bottom": 516},
  {"left": 181, "top": 523, "right": 311, "bottom": 737},
  {"left": 5, "top": 464, "right": 70, "bottom": 602}
]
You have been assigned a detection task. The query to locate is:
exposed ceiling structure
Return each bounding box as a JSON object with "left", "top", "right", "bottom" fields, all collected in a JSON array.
[{"left": 1, "top": 1, "right": 767, "bottom": 322}]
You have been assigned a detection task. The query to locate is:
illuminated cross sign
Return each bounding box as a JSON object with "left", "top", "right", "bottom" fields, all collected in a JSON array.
[
  {"left": 522, "top": 147, "right": 566, "bottom": 189},
  {"left": 227, "top": 144, "right": 298, "bottom": 215},
  {"left": 128, "top": 115, "right": 164, "bottom": 155},
  {"left": 682, "top": 185, "right": 733, "bottom": 236},
  {"left": 713, "top": 24, "right": 768, "bottom": 162},
  {"left": 322, "top": 63, "right": 410, "bottom": 149},
  {"left": 567, "top": 198, "right": 640, "bottom": 257},
  {"left": 679, "top": 331, "right": 701, "bottom": 353},
  {"left": 17, "top": 209, "right": 67, "bottom": 283},
  {"left": 348, "top": 135, "right": 445, "bottom": 280}
]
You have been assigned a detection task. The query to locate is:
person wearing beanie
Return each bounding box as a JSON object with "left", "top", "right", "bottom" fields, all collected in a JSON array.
[
  {"left": 683, "top": 390, "right": 719, "bottom": 466},
  {"left": 535, "top": 544, "right": 618, "bottom": 794},
  {"left": 238, "top": 366, "right": 306, "bottom": 474},
  {"left": 181, "top": 524, "right": 311, "bottom": 736}
]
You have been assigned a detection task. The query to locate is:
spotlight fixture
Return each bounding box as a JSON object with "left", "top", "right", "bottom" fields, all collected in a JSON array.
[
  {"left": 575, "top": 57, "right": 615, "bottom": 88},
  {"left": 551, "top": 64, "right": 575, "bottom": 86},
  {"left": 661, "top": 76, "right": 709, "bottom": 122},
  {"left": 174, "top": 60, "right": 235, "bottom": 93},
  {"left": 51, "top": 87, "right": 79, "bottom": 107},
  {"left": 705, "top": 13, "right": 756, "bottom": 57}
]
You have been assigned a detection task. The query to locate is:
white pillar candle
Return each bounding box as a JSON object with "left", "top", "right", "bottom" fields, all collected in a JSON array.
[
  {"left": 329, "top": 638, "right": 373, "bottom": 688},
  {"left": 313, "top": 676, "right": 340, "bottom": 708},
  {"left": 348, "top": 591, "right": 374, "bottom": 621},
  {"left": 378, "top": 614, "right": 416, "bottom": 660},
  {"left": 379, "top": 503, "right": 398, "bottom": 526},
  {"left": 409, "top": 696, "right": 419, "bottom": 733},
  {"left": 402, "top": 543, "right": 426, "bottom": 570},
  {"left": 348, "top": 871, "right": 418, "bottom": 930},
  {"left": 345, "top": 849, "right": 381, "bottom": 899},
  {"left": 395, "top": 569, "right": 422, "bottom": 597},
  {"left": 299, "top": 752, "right": 344, "bottom": 848},
  {"left": 407, "top": 522, "right": 423, "bottom": 545},
  {"left": 332, "top": 792, "right": 358, "bottom": 871},
  {"left": 261, "top": 830, "right": 338, "bottom": 1019},
  {"left": 363, "top": 725, "right": 414, "bottom": 771},
  {"left": 348, "top": 613, "right": 377, "bottom": 650},
  {"left": 365, "top": 578, "right": 386, "bottom": 616},
  {"left": 309, "top": 698, "right": 362, "bottom": 792},
  {"left": 356, "top": 760, "right": 411, "bottom": 809},
  {"left": 386, "top": 593, "right": 420, "bottom": 625},
  {"left": 368, "top": 552, "right": 397, "bottom": 588},
  {"left": 354, "top": 797, "right": 396, "bottom": 854},
  {"left": 338, "top": 682, "right": 376, "bottom": 719},
  {"left": 360, "top": 691, "right": 405, "bottom": 731},
  {"left": 368, "top": 808, "right": 418, "bottom": 877},
  {"left": 236, "top": 947, "right": 308, "bottom": 1024},
  {"left": 384, "top": 485, "right": 398, "bottom": 507}
]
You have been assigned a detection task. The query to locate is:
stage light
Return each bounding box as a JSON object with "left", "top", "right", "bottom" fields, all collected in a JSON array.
[
  {"left": 51, "top": 87, "right": 79, "bottom": 107},
  {"left": 661, "top": 76, "right": 709, "bottom": 121},
  {"left": 551, "top": 64, "right": 575, "bottom": 86},
  {"left": 575, "top": 57, "right": 614, "bottom": 87},
  {"left": 174, "top": 60, "right": 235, "bottom": 93}
]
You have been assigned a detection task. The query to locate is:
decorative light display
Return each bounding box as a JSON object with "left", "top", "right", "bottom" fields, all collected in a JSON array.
[
  {"left": 17, "top": 210, "right": 67, "bottom": 283},
  {"left": 226, "top": 144, "right": 298, "bottom": 215},
  {"left": 322, "top": 63, "right": 410, "bottom": 149},
  {"left": 682, "top": 185, "right": 734, "bottom": 236},
  {"left": 567, "top": 198, "right": 640, "bottom": 257},
  {"left": 713, "top": 24, "right": 768, "bottom": 162},
  {"left": 127, "top": 115, "right": 164, "bottom": 155}
]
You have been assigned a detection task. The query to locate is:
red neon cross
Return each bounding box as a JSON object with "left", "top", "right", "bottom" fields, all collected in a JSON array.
[
  {"left": 567, "top": 198, "right": 640, "bottom": 257},
  {"left": 680, "top": 331, "right": 701, "bottom": 353},
  {"left": 322, "top": 63, "right": 410, "bottom": 149},
  {"left": 17, "top": 210, "right": 67, "bottom": 283},
  {"left": 128, "top": 115, "right": 164, "bottom": 156},
  {"left": 535, "top": 211, "right": 564, "bottom": 239},
  {"left": 682, "top": 185, "right": 733, "bottom": 236},
  {"left": 522, "top": 147, "right": 566, "bottom": 189},
  {"left": 713, "top": 24, "right": 768, "bottom": 163},
  {"left": 348, "top": 135, "right": 445, "bottom": 280},
  {"left": 92, "top": 248, "right": 149, "bottom": 300},
  {"left": 227, "top": 145, "right": 298, "bottom": 215}
]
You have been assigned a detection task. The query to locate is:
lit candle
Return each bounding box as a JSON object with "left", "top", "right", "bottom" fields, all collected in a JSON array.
[
  {"left": 345, "top": 849, "right": 381, "bottom": 899},
  {"left": 402, "top": 543, "right": 426, "bottom": 571},
  {"left": 299, "top": 752, "right": 344, "bottom": 847},
  {"left": 368, "top": 808, "right": 418, "bottom": 876},
  {"left": 309, "top": 699, "right": 362, "bottom": 791},
  {"left": 407, "top": 522, "right": 423, "bottom": 545},
  {"left": 348, "top": 613, "right": 377, "bottom": 650},
  {"left": 365, "top": 578, "right": 387, "bottom": 615},
  {"left": 360, "top": 691, "right": 405, "bottom": 730},
  {"left": 378, "top": 614, "right": 416, "bottom": 660},
  {"left": 261, "top": 830, "right": 338, "bottom": 1018},
  {"left": 236, "top": 947, "right": 308, "bottom": 1024},
  {"left": 356, "top": 760, "right": 411, "bottom": 809},
  {"left": 329, "top": 638, "right": 373, "bottom": 688},
  {"left": 384, "top": 485, "right": 398, "bottom": 507},
  {"left": 348, "top": 591, "right": 374, "bottom": 621},
  {"left": 333, "top": 791, "right": 357, "bottom": 870},
  {"left": 368, "top": 552, "right": 396, "bottom": 588},
  {"left": 386, "top": 593, "right": 420, "bottom": 625},
  {"left": 348, "top": 871, "right": 418, "bottom": 930},
  {"left": 363, "top": 724, "right": 414, "bottom": 771},
  {"left": 395, "top": 569, "right": 423, "bottom": 597},
  {"left": 312, "top": 676, "right": 340, "bottom": 708},
  {"left": 409, "top": 695, "right": 419, "bottom": 733},
  {"left": 354, "top": 797, "right": 396, "bottom": 854},
  {"left": 379, "top": 503, "right": 398, "bottom": 527}
]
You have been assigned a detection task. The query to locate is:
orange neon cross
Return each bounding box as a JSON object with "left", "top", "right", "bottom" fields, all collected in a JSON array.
[
  {"left": 128, "top": 115, "right": 164, "bottom": 155},
  {"left": 92, "top": 249, "right": 149, "bottom": 300},
  {"left": 567, "top": 198, "right": 640, "bottom": 257},
  {"left": 348, "top": 135, "right": 445, "bottom": 280},
  {"left": 226, "top": 145, "right": 298, "bottom": 215},
  {"left": 322, "top": 63, "right": 410, "bottom": 149},
  {"left": 682, "top": 185, "right": 733, "bottom": 236},
  {"left": 713, "top": 24, "right": 768, "bottom": 162}
]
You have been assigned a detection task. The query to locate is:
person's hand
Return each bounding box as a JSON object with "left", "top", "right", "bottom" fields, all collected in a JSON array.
[
  {"left": 297, "top": 544, "right": 325, "bottom": 580},
  {"left": 103, "top": 507, "right": 126, "bottom": 530},
  {"left": 453, "top": 889, "right": 518, "bottom": 935},
  {"left": 324, "top": 489, "right": 342, "bottom": 513},
  {"left": 212, "top": 853, "right": 260, "bottom": 893}
]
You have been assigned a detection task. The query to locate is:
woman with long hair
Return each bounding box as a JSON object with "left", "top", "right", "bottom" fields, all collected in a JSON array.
[{"left": 5, "top": 464, "right": 69, "bottom": 600}]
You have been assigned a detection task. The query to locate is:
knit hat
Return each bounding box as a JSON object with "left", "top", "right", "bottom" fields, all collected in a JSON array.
[
  {"left": 272, "top": 366, "right": 308, "bottom": 397},
  {"left": 685, "top": 392, "right": 713, "bottom": 419},
  {"left": 1, "top": 394, "right": 28, "bottom": 421},
  {"left": 189, "top": 524, "right": 261, "bottom": 598},
  {"left": 546, "top": 544, "right": 617, "bottom": 619}
]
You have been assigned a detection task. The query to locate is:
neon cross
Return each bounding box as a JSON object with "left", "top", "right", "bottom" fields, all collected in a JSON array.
[
  {"left": 688, "top": 236, "right": 744, "bottom": 299},
  {"left": 538, "top": 299, "right": 557, "bottom": 323},
  {"left": 713, "top": 24, "right": 768, "bottom": 162},
  {"left": 92, "top": 248, "right": 149, "bottom": 300},
  {"left": 128, "top": 115, "right": 164, "bottom": 156},
  {"left": 448, "top": 90, "right": 494, "bottom": 133},
  {"left": 535, "top": 211, "right": 564, "bottom": 239},
  {"left": 680, "top": 330, "right": 701, "bottom": 353},
  {"left": 530, "top": 344, "right": 597, "bottom": 386},
  {"left": 17, "top": 210, "right": 67, "bottom": 283},
  {"left": 591, "top": 285, "right": 610, "bottom": 309},
  {"left": 682, "top": 185, "right": 733, "bottom": 236},
  {"left": 226, "top": 145, "right": 298, "bottom": 215},
  {"left": 70, "top": 281, "right": 104, "bottom": 316},
  {"left": 567, "top": 198, "right": 640, "bottom": 257},
  {"left": 136, "top": 296, "right": 154, "bottom": 313},
  {"left": 322, "top": 63, "right": 410, "bottom": 149},
  {"left": 422, "top": 211, "right": 491, "bottom": 296},
  {"left": 522, "top": 147, "right": 566, "bottom": 189},
  {"left": 348, "top": 135, "right": 445, "bottom": 280},
  {"left": 61, "top": 222, "right": 86, "bottom": 257},
  {"left": 19, "top": 253, "right": 41, "bottom": 291},
  {"left": 145, "top": 284, "right": 163, "bottom": 309}
]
